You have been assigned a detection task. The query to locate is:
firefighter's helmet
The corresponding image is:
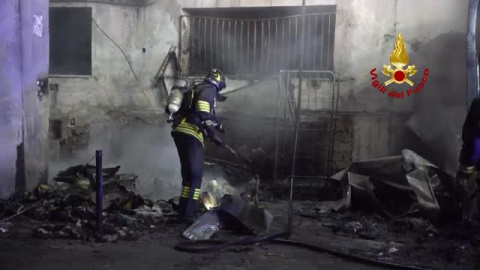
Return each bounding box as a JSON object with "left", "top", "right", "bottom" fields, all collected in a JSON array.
[{"left": 205, "top": 68, "right": 226, "bottom": 91}]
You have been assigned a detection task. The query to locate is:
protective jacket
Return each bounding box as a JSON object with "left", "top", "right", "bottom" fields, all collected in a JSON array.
[{"left": 171, "top": 82, "right": 221, "bottom": 146}]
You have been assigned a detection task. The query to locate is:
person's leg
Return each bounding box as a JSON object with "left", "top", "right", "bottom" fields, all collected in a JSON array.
[
  {"left": 173, "top": 133, "right": 192, "bottom": 217},
  {"left": 457, "top": 99, "right": 480, "bottom": 222},
  {"left": 457, "top": 100, "right": 480, "bottom": 200},
  {"left": 173, "top": 133, "right": 204, "bottom": 218},
  {"left": 463, "top": 158, "right": 480, "bottom": 223},
  {"left": 182, "top": 136, "right": 204, "bottom": 217},
  {"left": 456, "top": 155, "right": 474, "bottom": 222},
  {"left": 463, "top": 167, "right": 480, "bottom": 223}
]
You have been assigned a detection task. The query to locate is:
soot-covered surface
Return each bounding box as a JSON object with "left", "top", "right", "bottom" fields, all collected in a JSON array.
[{"left": 1, "top": 196, "right": 479, "bottom": 270}]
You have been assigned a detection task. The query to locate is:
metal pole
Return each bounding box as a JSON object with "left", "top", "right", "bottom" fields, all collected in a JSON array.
[
  {"left": 467, "top": 0, "right": 479, "bottom": 107},
  {"left": 273, "top": 73, "right": 283, "bottom": 183},
  {"left": 96, "top": 150, "right": 104, "bottom": 239},
  {"left": 287, "top": 0, "right": 306, "bottom": 235},
  {"left": 327, "top": 73, "right": 340, "bottom": 177}
]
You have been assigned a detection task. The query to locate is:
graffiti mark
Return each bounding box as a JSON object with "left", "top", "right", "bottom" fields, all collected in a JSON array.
[{"left": 33, "top": 15, "right": 43, "bottom": 37}]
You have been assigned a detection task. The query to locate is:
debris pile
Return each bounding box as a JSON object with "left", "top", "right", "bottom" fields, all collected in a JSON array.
[
  {"left": 184, "top": 194, "right": 273, "bottom": 240},
  {"left": 291, "top": 149, "right": 480, "bottom": 269},
  {"left": 0, "top": 164, "right": 175, "bottom": 242},
  {"left": 296, "top": 199, "right": 480, "bottom": 269},
  {"left": 331, "top": 149, "right": 456, "bottom": 222}
]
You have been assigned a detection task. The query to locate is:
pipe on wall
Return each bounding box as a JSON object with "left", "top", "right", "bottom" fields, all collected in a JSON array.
[
  {"left": 467, "top": 0, "right": 480, "bottom": 107},
  {"left": 49, "top": 0, "right": 156, "bottom": 6}
]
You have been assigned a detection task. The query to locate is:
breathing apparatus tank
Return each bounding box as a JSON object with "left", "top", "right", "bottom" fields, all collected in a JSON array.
[{"left": 166, "top": 79, "right": 188, "bottom": 123}]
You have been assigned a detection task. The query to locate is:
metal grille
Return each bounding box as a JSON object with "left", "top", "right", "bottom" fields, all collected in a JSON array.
[
  {"left": 273, "top": 70, "right": 339, "bottom": 185},
  {"left": 179, "top": 13, "right": 336, "bottom": 78}
]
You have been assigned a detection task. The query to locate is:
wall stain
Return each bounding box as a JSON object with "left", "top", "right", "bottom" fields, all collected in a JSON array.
[{"left": 15, "top": 143, "right": 26, "bottom": 193}]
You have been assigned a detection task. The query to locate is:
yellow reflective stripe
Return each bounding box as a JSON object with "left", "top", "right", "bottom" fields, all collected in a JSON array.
[
  {"left": 196, "top": 101, "right": 210, "bottom": 112},
  {"left": 193, "top": 189, "right": 201, "bottom": 200},
  {"left": 459, "top": 165, "right": 475, "bottom": 173},
  {"left": 181, "top": 186, "right": 191, "bottom": 198},
  {"left": 180, "top": 187, "right": 202, "bottom": 199},
  {"left": 174, "top": 127, "right": 204, "bottom": 144},
  {"left": 172, "top": 119, "right": 204, "bottom": 145}
]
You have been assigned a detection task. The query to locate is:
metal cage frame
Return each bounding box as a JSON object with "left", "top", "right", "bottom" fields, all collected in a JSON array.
[{"left": 273, "top": 70, "right": 340, "bottom": 188}]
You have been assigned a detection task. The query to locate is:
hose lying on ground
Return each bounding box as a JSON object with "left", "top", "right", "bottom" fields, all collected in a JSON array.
[
  {"left": 174, "top": 232, "right": 434, "bottom": 270},
  {"left": 196, "top": 149, "right": 433, "bottom": 269}
]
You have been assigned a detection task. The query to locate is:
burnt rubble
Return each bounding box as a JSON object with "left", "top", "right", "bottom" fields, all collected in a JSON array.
[
  {"left": 2, "top": 151, "right": 480, "bottom": 269},
  {"left": 0, "top": 164, "right": 177, "bottom": 242}
]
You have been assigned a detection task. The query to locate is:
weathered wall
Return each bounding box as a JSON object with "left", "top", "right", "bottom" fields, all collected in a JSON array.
[
  {"left": 0, "top": 0, "right": 23, "bottom": 197},
  {"left": 335, "top": 0, "right": 468, "bottom": 169},
  {"left": 216, "top": 0, "right": 468, "bottom": 170},
  {"left": 48, "top": 0, "right": 469, "bottom": 201},
  {"left": 400, "top": 0, "right": 468, "bottom": 171},
  {"left": 0, "top": 0, "right": 50, "bottom": 198},
  {"left": 48, "top": 0, "right": 183, "bottom": 199},
  {"left": 0, "top": 0, "right": 49, "bottom": 197},
  {"left": 21, "top": 0, "right": 51, "bottom": 192}
]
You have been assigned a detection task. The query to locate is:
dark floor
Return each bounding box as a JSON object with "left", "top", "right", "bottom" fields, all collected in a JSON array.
[
  {"left": 1, "top": 200, "right": 478, "bottom": 270},
  {"left": 0, "top": 200, "right": 387, "bottom": 270},
  {"left": 0, "top": 233, "right": 383, "bottom": 270}
]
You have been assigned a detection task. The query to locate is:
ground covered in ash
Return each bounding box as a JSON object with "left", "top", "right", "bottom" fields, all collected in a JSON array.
[
  {"left": 292, "top": 200, "right": 480, "bottom": 270},
  {"left": 1, "top": 187, "right": 480, "bottom": 270},
  {"left": 0, "top": 190, "right": 380, "bottom": 270}
]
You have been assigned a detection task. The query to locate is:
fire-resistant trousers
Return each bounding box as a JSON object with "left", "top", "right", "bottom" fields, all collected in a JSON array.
[{"left": 172, "top": 132, "right": 204, "bottom": 217}]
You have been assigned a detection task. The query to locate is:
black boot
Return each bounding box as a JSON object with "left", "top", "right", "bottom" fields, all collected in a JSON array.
[
  {"left": 176, "top": 196, "right": 199, "bottom": 226},
  {"left": 176, "top": 215, "right": 196, "bottom": 226}
]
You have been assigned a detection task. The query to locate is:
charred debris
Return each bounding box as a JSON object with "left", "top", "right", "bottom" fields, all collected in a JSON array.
[{"left": 1, "top": 150, "right": 480, "bottom": 269}]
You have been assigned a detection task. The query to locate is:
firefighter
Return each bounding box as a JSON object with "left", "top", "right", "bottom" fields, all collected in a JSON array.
[
  {"left": 456, "top": 98, "right": 480, "bottom": 222},
  {"left": 170, "top": 68, "right": 227, "bottom": 222}
]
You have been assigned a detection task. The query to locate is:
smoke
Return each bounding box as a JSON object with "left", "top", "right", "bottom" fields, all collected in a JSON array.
[
  {"left": 406, "top": 32, "right": 467, "bottom": 172},
  {"left": 48, "top": 114, "right": 251, "bottom": 201},
  {"left": 49, "top": 118, "right": 184, "bottom": 201}
]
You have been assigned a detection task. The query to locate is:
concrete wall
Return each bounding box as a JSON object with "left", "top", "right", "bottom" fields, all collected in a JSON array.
[
  {"left": 0, "top": 0, "right": 50, "bottom": 198},
  {"left": 21, "top": 0, "right": 51, "bottom": 192},
  {"left": 400, "top": 0, "right": 468, "bottom": 171},
  {"left": 0, "top": 0, "right": 24, "bottom": 197},
  {"left": 335, "top": 0, "right": 468, "bottom": 170},
  {"left": 47, "top": 0, "right": 183, "bottom": 199},
  {"left": 48, "top": 1, "right": 181, "bottom": 115},
  {"left": 46, "top": 0, "right": 469, "bottom": 201},
  {"left": 210, "top": 0, "right": 469, "bottom": 170}
]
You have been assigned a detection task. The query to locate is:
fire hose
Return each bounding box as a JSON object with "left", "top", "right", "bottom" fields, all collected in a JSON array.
[
  {"left": 174, "top": 232, "right": 433, "bottom": 270},
  {"left": 175, "top": 144, "right": 435, "bottom": 270}
]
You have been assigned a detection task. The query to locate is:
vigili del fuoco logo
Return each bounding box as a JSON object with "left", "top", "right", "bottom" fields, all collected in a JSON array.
[{"left": 370, "top": 33, "right": 430, "bottom": 99}]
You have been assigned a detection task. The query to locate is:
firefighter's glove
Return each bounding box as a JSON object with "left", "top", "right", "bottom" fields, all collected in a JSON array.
[
  {"left": 210, "top": 134, "right": 225, "bottom": 147},
  {"left": 216, "top": 123, "right": 226, "bottom": 134},
  {"left": 203, "top": 120, "right": 225, "bottom": 147}
]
